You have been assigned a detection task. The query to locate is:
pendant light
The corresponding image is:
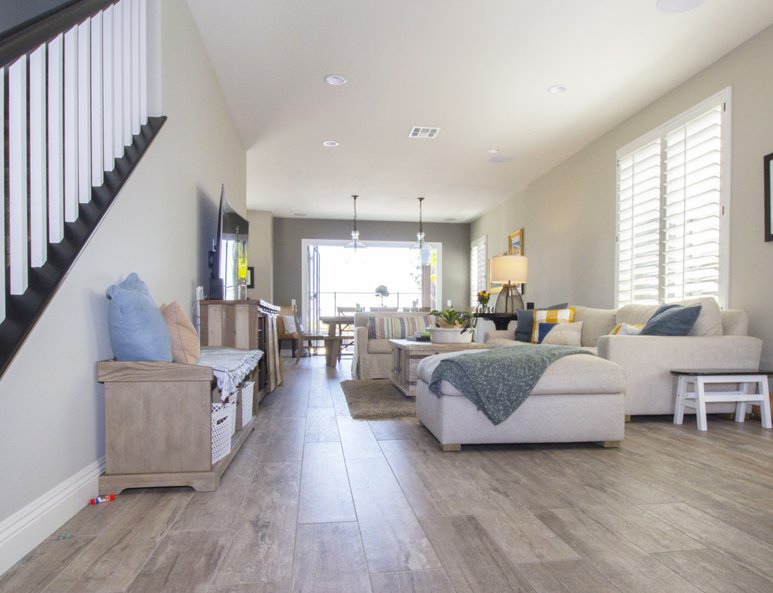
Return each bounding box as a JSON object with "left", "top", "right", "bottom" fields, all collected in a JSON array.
[
  {"left": 414, "top": 197, "right": 432, "bottom": 266},
  {"left": 344, "top": 194, "right": 366, "bottom": 250}
]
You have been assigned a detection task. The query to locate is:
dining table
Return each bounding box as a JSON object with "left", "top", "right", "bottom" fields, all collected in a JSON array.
[{"left": 318, "top": 315, "right": 355, "bottom": 366}]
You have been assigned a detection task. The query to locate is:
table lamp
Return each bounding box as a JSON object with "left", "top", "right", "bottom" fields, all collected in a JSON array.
[{"left": 490, "top": 255, "right": 528, "bottom": 313}]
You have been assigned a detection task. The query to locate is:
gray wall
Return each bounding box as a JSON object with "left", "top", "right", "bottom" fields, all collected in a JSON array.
[
  {"left": 0, "top": 0, "right": 246, "bottom": 563},
  {"left": 273, "top": 218, "right": 470, "bottom": 313},
  {"left": 247, "top": 210, "right": 274, "bottom": 302},
  {"left": 472, "top": 24, "right": 773, "bottom": 365}
]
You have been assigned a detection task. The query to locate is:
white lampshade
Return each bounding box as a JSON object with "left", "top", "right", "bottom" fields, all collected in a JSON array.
[{"left": 490, "top": 255, "right": 528, "bottom": 284}]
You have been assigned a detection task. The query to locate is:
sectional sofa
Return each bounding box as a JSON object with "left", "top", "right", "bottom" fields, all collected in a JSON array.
[{"left": 415, "top": 297, "right": 762, "bottom": 449}]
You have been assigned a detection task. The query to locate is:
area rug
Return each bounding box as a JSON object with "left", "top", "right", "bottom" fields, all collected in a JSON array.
[{"left": 339, "top": 379, "right": 416, "bottom": 420}]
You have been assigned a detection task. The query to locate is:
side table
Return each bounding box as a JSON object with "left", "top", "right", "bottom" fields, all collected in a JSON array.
[
  {"left": 671, "top": 368, "right": 773, "bottom": 431},
  {"left": 389, "top": 339, "right": 492, "bottom": 397}
]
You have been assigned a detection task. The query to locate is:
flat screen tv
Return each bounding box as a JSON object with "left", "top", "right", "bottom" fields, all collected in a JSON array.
[{"left": 209, "top": 185, "right": 249, "bottom": 300}]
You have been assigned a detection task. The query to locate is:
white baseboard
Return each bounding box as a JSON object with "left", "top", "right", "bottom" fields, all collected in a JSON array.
[{"left": 0, "top": 458, "right": 104, "bottom": 577}]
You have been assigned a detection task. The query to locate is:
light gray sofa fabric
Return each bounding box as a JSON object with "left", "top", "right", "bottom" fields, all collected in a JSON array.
[
  {"left": 352, "top": 311, "right": 433, "bottom": 379},
  {"left": 472, "top": 302, "right": 760, "bottom": 417},
  {"left": 416, "top": 348, "right": 626, "bottom": 447}
]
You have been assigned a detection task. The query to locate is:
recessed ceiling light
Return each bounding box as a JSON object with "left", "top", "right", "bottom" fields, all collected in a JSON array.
[
  {"left": 490, "top": 154, "right": 514, "bottom": 164},
  {"left": 325, "top": 74, "right": 347, "bottom": 86},
  {"left": 322, "top": 140, "right": 339, "bottom": 147},
  {"left": 656, "top": 0, "right": 705, "bottom": 13},
  {"left": 293, "top": 213, "right": 307, "bottom": 217},
  {"left": 548, "top": 84, "right": 568, "bottom": 95},
  {"left": 444, "top": 218, "right": 457, "bottom": 222},
  {"left": 487, "top": 148, "right": 500, "bottom": 155}
]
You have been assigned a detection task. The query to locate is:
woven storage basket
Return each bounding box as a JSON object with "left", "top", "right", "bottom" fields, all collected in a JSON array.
[
  {"left": 241, "top": 381, "right": 255, "bottom": 427},
  {"left": 226, "top": 393, "right": 238, "bottom": 436},
  {"left": 211, "top": 402, "right": 233, "bottom": 464}
]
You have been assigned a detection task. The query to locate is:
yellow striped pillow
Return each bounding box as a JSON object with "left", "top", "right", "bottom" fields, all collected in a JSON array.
[{"left": 531, "top": 307, "right": 575, "bottom": 343}]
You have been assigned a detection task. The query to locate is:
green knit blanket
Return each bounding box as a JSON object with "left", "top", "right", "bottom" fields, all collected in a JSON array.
[{"left": 428, "top": 345, "right": 591, "bottom": 425}]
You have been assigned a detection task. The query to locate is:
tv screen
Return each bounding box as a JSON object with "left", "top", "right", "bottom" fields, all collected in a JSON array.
[{"left": 209, "top": 185, "right": 249, "bottom": 300}]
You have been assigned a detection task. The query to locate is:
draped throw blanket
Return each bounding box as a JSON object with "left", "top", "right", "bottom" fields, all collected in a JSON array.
[{"left": 428, "top": 345, "right": 591, "bottom": 425}]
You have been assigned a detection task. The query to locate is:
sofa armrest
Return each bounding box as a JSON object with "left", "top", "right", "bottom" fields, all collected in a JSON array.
[{"left": 596, "top": 335, "right": 763, "bottom": 415}]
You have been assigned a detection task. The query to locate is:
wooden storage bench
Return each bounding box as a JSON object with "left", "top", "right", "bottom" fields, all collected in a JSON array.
[{"left": 96, "top": 359, "right": 258, "bottom": 493}]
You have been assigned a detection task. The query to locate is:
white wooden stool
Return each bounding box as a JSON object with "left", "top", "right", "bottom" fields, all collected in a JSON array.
[{"left": 672, "top": 369, "right": 773, "bottom": 432}]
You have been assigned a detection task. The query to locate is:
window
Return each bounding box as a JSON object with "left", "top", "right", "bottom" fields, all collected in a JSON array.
[
  {"left": 616, "top": 89, "right": 730, "bottom": 307},
  {"left": 470, "top": 235, "right": 487, "bottom": 307}
]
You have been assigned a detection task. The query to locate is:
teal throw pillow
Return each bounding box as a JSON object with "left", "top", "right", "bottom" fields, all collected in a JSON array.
[
  {"left": 107, "top": 273, "right": 173, "bottom": 361},
  {"left": 639, "top": 304, "right": 702, "bottom": 336}
]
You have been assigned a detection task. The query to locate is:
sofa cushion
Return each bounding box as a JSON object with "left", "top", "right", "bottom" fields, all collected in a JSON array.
[
  {"left": 571, "top": 306, "right": 617, "bottom": 347},
  {"left": 616, "top": 304, "right": 660, "bottom": 326},
  {"left": 639, "top": 304, "right": 701, "bottom": 336},
  {"left": 681, "top": 296, "right": 723, "bottom": 336},
  {"left": 542, "top": 321, "right": 583, "bottom": 346}
]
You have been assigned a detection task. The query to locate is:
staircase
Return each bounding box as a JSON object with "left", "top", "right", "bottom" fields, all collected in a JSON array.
[{"left": 0, "top": 0, "right": 165, "bottom": 377}]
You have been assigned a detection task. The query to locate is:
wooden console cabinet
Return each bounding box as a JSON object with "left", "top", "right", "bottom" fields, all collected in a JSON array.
[
  {"left": 199, "top": 299, "right": 281, "bottom": 399},
  {"left": 96, "top": 361, "right": 256, "bottom": 493}
]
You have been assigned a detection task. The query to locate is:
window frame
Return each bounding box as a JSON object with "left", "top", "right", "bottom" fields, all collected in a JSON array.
[{"left": 615, "top": 87, "right": 731, "bottom": 308}]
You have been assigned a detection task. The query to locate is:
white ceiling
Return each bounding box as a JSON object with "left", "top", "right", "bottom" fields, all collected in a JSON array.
[{"left": 187, "top": 0, "right": 773, "bottom": 223}]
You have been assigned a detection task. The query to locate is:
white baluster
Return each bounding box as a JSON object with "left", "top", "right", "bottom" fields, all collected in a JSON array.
[
  {"left": 122, "top": 0, "right": 132, "bottom": 147},
  {"left": 9, "top": 56, "right": 29, "bottom": 295},
  {"left": 29, "top": 45, "right": 48, "bottom": 268},
  {"left": 102, "top": 4, "right": 115, "bottom": 172},
  {"left": 64, "top": 25, "right": 79, "bottom": 222},
  {"left": 91, "top": 12, "right": 104, "bottom": 188},
  {"left": 139, "top": 0, "right": 147, "bottom": 124},
  {"left": 0, "top": 67, "right": 5, "bottom": 321},
  {"left": 78, "top": 19, "right": 91, "bottom": 204},
  {"left": 113, "top": 0, "right": 123, "bottom": 159},
  {"left": 48, "top": 34, "right": 65, "bottom": 243}
]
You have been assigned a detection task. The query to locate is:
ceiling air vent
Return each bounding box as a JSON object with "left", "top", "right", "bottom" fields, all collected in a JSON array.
[{"left": 409, "top": 126, "right": 440, "bottom": 139}]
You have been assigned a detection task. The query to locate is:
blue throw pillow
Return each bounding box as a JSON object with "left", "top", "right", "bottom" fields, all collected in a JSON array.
[
  {"left": 515, "top": 303, "right": 568, "bottom": 342},
  {"left": 537, "top": 322, "right": 557, "bottom": 344},
  {"left": 106, "top": 273, "right": 173, "bottom": 361},
  {"left": 639, "top": 304, "right": 702, "bottom": 336}
]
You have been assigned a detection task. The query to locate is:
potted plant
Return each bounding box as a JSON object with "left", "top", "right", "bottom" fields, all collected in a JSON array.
[
  {"left": 428, "top": 307, "right": 475, "bottom": 343},
  {"left": 375, "top": 285, "right": 390, "bottom": 307}
]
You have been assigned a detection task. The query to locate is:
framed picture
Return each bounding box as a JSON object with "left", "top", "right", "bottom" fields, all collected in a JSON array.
[
  {"left": 508, "top": 228, "right": 524, "bottom": 255},
  {"left": 765, "top": 152, "right": 773, "bottom": 241}
]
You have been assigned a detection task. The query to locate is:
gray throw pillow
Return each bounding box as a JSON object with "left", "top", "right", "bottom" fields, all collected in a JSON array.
[
  {"left": 515, "top": 303, "right": 568, "bottom": 342},
  {"left": 639, "top": 304, "right": 702, "bottom": 336}
]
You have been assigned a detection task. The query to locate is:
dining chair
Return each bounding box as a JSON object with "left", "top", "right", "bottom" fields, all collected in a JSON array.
[{"left": 292, "top": 304, "right": 327, "bottom": 364}]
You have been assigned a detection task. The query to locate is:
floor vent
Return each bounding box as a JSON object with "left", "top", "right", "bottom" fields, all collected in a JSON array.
[{"left": 408, "top": 126, "right": 440, "bottom": 139}]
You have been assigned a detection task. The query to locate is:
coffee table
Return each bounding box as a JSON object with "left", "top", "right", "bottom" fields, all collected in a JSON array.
[
  {"left": 389, "top": 338, "right": 492, "bottom": 397},
  {"left": 671, "top": 368, "right": 773, "bottom": 431}
]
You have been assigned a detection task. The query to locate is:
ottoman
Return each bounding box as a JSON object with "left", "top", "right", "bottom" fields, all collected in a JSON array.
[{"left": 415, "top": 348, "right": 626, "bottom": 451}]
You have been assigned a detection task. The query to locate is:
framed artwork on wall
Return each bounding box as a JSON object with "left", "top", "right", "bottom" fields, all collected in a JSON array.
[
  {"left": 765, "top": 152, "right": 773, "bottom": 241},
  {"left": 508, "top": 228, "right": 524, "bottom": 255}
]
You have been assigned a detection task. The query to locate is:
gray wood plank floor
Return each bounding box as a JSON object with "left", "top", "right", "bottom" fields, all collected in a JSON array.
[{"left": 2, "top": 355, "right": 773, "bottom": 593}]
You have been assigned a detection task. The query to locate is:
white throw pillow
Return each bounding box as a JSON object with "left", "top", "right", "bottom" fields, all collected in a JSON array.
[
  {"left": 542, "top": 321, "right": 583, "bottom": 346},
  {"left": 281, "top": 314, "right": 297, "bottom": 334}
]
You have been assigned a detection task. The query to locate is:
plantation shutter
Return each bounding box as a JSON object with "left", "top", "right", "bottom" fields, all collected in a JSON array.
[
  {"left": 616, "top": 138, "right": 662, "bottom": 305},
  {"left": 615, "top": 89, "right": 728, "bottom": 307},
  {"left": 662, "top": 105, "right": 723, "bottom": 301},
  {"left": 470, "top": 236, "right": 487, "bottom": 307}
]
